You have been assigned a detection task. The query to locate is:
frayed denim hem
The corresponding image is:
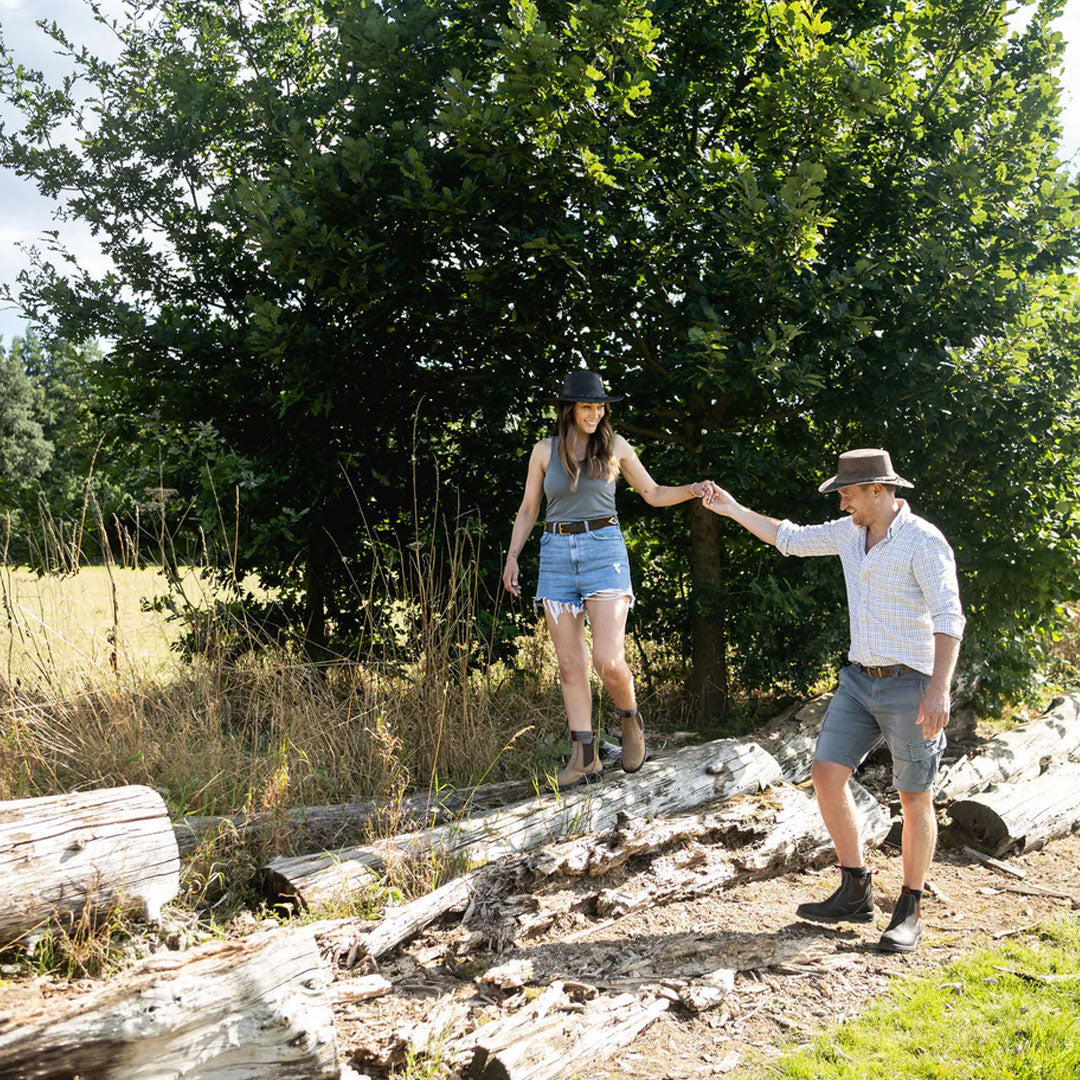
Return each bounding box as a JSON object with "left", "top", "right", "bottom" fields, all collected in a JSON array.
[{"left": 533, "top": 592, "right": 635, "bottom": 624}]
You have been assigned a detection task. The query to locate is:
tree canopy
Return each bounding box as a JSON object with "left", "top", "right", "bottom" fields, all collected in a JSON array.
[{"left": 2, "top": 0, "right": 1079, "bottom": 708}]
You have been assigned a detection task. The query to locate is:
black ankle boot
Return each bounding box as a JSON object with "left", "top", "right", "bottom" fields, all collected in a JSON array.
[
  {"left": 796, "top": 866, "right": 875, "bottom": 924},
  {"left": 877, "top": 886, "right": 923, "bottom": 953}
]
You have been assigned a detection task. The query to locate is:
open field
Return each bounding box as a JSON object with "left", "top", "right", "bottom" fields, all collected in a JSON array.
[{"left": 0, "top": 566, "right": 216, "bottom": 680}]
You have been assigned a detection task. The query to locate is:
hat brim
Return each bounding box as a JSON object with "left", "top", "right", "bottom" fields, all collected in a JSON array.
[
  {"left": 550, "top": 393, "right": 625, "bottom": 404},
  {"left": 818, "top": 474, "right": 914, "bottom": 494}
]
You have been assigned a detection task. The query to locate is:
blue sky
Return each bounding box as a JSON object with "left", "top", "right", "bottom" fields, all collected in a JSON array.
[{"left": 1, "top": 0, "right": 1079, "bottom": 345}]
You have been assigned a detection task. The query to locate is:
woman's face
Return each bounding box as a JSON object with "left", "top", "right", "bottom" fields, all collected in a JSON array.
[{"left": 572, "top": 401, "right": 606, "bottom": 436}]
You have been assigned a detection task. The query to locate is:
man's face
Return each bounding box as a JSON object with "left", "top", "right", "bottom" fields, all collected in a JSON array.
[{"left": 837, "top": 483, "right": 879, "bottom": 527}]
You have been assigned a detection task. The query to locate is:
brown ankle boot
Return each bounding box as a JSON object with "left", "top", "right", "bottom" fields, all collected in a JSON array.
[
  {"left": 552, "top": 730, "right": 603, "bottom": 791},
  {"left": 618, "top": 706, "right": 646, "bottom": 773}
]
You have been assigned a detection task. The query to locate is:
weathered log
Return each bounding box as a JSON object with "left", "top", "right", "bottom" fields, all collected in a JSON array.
[
  {"left": 264, "top": 738, "right": 784, "bottom": 912},
  {"left": 580, "top": 780, "right": 890, "bottom": 920},
  {"left": 936, "top": 694, "right": 1080, "bottom": 802},
  {"left": 0, "top": 927, "right": 339, "bottom": 1079},
  {"left": 949, "top": 763, "right": 1080, "bottom": 856},
  {"left": 323, "top": 779, "right": 888, "bottom": 969},
  {"left": 175, "top": 779, "right": 532, "bottom": 856},
  {"left": 529, "top": 778, "right": 890, "bottom": 885},
  {"left": 0, "top": 785, "right": 179, "bottom": 947},
  {"left": 754, "top": 692, "right": 833, "bottom": 783},
  {"left": 467, "top": 981, "right": 669, "bottom": 1080}
]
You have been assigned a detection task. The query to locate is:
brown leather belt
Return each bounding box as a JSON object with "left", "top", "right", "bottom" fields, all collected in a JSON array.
[
  {"left": 854, "top": 661, "right": 916, "bottom": 679},
  {"left": 543, "top": 515, "right": 619, "bottom": 535}
]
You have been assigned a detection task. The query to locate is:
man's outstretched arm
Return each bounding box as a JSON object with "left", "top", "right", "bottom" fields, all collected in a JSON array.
[
  {"left": 702, "top": 482, "right": 781, "bottom": 545},
  {"left": 703, "top": 481, "right": 843, "bottom": 558}
]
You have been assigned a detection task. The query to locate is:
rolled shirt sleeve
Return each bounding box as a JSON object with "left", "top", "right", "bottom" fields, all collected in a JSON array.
[
  {"left": 911, "top": 529, "right": 965, "bottom": 640},
  {"left": 775, "top": 517, "right": 846, "bottom": 558}
]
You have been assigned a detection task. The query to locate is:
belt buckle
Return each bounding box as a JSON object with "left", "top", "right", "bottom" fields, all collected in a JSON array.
[{"left": 557, "top": 521, "right": 572, "bottom": 535}]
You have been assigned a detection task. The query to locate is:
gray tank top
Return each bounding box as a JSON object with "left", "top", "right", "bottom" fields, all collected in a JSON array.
[{"left": 544, "top": 437, "right": 617, "bottom": 522}]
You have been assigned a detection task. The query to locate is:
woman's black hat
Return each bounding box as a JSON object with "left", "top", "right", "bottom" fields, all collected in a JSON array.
[{"left": 552, "top": 370, "right": 624, "bottom": 404}]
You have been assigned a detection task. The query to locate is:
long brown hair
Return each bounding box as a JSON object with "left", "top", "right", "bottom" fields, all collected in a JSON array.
[{"left": 556, "top": 403, "right": 617, "bottom": 491}]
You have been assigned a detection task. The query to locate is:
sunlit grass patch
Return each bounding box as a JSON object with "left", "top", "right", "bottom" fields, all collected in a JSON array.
[{"left": 752, "top": 918, "right": 1080, "bottom": 1080}]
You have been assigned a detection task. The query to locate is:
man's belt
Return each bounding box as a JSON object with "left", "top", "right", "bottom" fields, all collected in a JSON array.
[
  {"left": 854, "top": 661, "right": 916, "bottom": 679},
  {"left": 543, "top": 516, "right": 619, "bottom": 535}
]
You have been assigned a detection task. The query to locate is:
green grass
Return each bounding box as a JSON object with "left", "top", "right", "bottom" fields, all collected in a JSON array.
[{"left": 749, "top": 919, "right": 1080, "bottom": 1080}]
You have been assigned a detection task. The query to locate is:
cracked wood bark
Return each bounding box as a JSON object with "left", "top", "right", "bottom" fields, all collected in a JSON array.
[
  {"left": 948, "top": 763, "right": 1080, "bottom": 856},
  {"left": 0, "top": 785, "right": 179, "bottom": 947},
  {"left": 174, "top": 779, "right": 532, "bottom": 856},
  {"left": 0, "top": 927, "right": 339, "bottom": 1079},
  {"left": 936, "top": 694, "right": 1080, "bottom": 802},
  {"left": 321, "top": 779, "right": 889, "bottom": 967},
  {"left": 466, "top": 981, "right": 669, "bottom": 1080},
  {"left": 264, "top": 738, "right": 783, "bottom": 912},
  {"left": 317, "top": 855, "right": 526, "bottom": 967},
  {"left": 541, "top": 780, "right": 891, "bottom": 919},
  {"left": 753, "top": 692, "right": 834, "bottom": 783}
]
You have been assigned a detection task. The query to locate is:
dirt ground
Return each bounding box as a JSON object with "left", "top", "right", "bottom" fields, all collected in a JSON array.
[
  {"left": 327, "top": 709, "right": 1080, "bottom": 1080},
  {"left": 331, "top": 830, "right": 1080, "bottom": 1079}
]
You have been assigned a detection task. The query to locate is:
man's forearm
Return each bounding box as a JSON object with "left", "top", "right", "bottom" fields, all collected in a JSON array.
[
  {"left": 929, "top": 633, "right": 961, "bottom": 693},
  {"left": 724, "top": 503, "right": 782, "bottom": 546}
]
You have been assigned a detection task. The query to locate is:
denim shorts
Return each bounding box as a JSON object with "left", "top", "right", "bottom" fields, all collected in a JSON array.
[
  {"left": 533, "top": 524, "right": 635, "bottom": 619},
  {"left": 815, "top": 664, "right": 945, "bottom": 792}
]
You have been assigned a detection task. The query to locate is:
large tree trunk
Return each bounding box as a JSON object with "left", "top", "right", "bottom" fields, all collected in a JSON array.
[
  {"left": 948, "top": 763, "right": 1080, "bottom": 856},
  {"left": 263, "top": 738, "right": 783, "bottom": 912},
  {"left": 0, "top": 927, "right": 339, "bottom": 1079},
  {"left": 0, "top": 785, "right": 179, "bottom": 948},
  {"left": 936, "top": 694, "right": 1080, "bottom": 802},
  {"left": 303, "top": 522, "right": 329, "bottom": 662},
  {"left": 688, "top": 499, "right": 728, "bottom": 722}
]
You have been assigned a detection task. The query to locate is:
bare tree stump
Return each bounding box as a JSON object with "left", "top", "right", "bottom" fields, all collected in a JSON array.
[
  {"left": 264, "top": 739, "right": 784, "bottom": 912},
  {"left": 949, "top": 763, "right": 1080, "bottom": 855},
  {"left": 0, "top": 785, "right": 179, "bottom": 947},
  {"left": 0, "top": 927, "right": 339, "bottom": 1079},
  {"left": 936, "top": 694, "right": 1080, "bottom": 802}
]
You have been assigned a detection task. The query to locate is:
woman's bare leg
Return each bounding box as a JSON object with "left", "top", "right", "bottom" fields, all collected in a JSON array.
[
  {"left": 584, "top": 596, "right": 635, "bottom": 710},
  {"left": 544, "top": 604, "right": 592, "bottom": 732}
]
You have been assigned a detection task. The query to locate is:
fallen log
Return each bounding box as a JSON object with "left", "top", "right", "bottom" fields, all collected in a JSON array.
[
  {"left": 175, "top": 779, "right": 532, "bottom": 856},
  {"left": 936, "top": 694, "right": 1080, "bottom": 802},
  {"left": 459, "top": 779, "right": 890, "bottom": 954},
  {"left": 466, "top": 981, "right": 669, "bottom": 1080},
  {"left": 318, "top": 777, "right": 888, "bottom": 968},
  {"left": 264, "top": 738, "right": 783, "bottom": 912},
  {"left": 0, "top": 785, "right": 179, "bottom": 947},
  {"left": 753, "top": 692, "right": 833, "bottom": 783},
  {"left": 949, "top": 763, "right": 1080, "bottom": 856},
  {"left": 529, "top": 778, "right": 889, "bottom": 885},
  {"left": 0, "top": 927, "right": 339, "bottom": 1079}
]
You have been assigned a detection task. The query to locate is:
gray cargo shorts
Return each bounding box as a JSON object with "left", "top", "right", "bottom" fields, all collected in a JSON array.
[{"left": 814, "top": 663, "right": 945, "bottom": 793}]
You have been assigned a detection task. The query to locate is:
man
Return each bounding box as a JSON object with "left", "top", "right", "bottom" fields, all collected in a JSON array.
[{"left": 702, "top": 449, "right": 963, "bottom": 953}]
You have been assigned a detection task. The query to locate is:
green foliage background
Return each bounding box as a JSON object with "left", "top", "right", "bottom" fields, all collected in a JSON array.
[{"left": 2, "top": 0, "right": 1080, "bottom": 709}]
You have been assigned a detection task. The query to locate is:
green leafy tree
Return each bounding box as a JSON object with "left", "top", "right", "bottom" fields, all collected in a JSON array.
[
  {"left": 0, "top": 338, "right": 52, "bottom": 510},
  {"left": 2, "top": 0, "right": 1078, "bottom": 710}
]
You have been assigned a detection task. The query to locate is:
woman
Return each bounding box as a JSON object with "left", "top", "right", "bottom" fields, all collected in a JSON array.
[{"left": 502, "top": 370, "right": 706, "bottom": 790}]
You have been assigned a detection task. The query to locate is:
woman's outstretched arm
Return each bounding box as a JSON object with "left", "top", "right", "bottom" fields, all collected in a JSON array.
[{"left": 615, "top": 436, "right": 706, "bottom": 508}]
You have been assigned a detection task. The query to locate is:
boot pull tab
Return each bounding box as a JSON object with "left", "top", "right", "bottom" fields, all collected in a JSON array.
[{"left": 571, "top": 728, "right": 596, "bottom": 766}]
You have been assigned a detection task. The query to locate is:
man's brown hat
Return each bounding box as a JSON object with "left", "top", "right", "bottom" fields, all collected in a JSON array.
[{"left": 817, "top": 448, "right": 914, "bottom": 494}]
